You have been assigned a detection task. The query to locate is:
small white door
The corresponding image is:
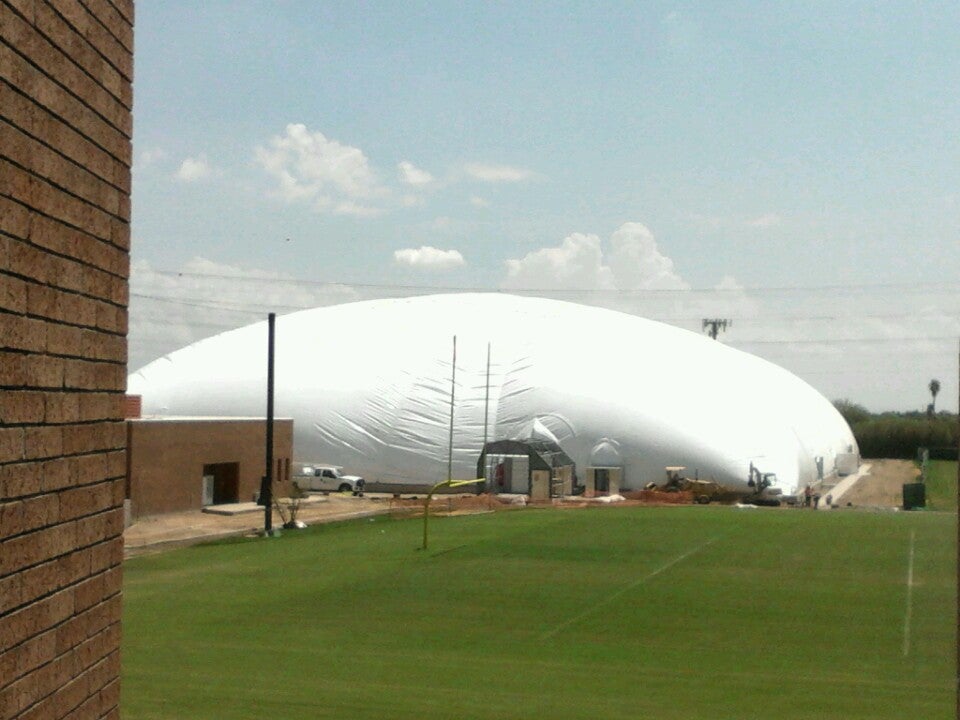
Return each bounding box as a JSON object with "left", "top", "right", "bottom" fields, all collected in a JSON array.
[{"left": 201, "top": 474, "right": 215, "bottom": 506}]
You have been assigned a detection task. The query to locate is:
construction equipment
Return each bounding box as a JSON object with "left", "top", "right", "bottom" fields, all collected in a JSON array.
[
  {"left": 744, "top": 463, "right": 781, "bottom": 506},
  {"left": 662, "top": 467, "right": 729, "bottom": 504}
]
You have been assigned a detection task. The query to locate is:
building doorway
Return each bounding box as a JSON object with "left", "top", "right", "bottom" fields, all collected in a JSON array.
[
  {"left": 202, "top": 462, "right": 240, "bottom": 505},
  {"left": 483, "top": 454, "right": 529, "bottom": 494}
]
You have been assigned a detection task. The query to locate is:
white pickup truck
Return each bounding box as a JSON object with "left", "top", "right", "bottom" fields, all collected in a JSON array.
[{"left": 294, "top": 464, "right": 365, "bottom": 495}]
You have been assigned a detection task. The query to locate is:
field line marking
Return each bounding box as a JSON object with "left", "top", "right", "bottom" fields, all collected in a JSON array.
[
  {"left": 902, "top": 529, "right": 916, "bottom": 658},
  {"left": 540, "top": 536, "right": 720, "bottom": 641}
]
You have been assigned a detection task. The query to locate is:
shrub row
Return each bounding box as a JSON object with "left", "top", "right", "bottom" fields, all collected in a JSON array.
[{"left": 833, "top": 401, "right": 959, "bottom": 459}]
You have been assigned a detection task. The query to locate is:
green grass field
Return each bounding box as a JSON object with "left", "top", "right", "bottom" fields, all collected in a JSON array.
[
  {"left": 122, "top": 506, "right": 956, "bottom": 719},
  {"left": 925, "top": 460, "right": 958, "bottom": 511}
]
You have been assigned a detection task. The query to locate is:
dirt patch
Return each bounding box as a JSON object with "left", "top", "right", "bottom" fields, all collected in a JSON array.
[
  {"left": 389, "top": 493, "right": 519, "bottom": 516},
  {"left": 839, "top": 459, "right": 919, "bottom": 508},
  {"left": 124, "top": 494, "right": 389, "bottom": 556}
]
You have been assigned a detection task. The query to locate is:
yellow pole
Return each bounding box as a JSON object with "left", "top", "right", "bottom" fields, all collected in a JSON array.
[{"left": 422, "top": 478, "right": 485, "bottom": 550}]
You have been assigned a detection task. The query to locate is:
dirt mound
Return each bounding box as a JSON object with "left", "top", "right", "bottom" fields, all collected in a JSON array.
[
  {"left": 389, "top": 493, "right": 505, "bottom": 516},
  {"left": 621, "top": 489, "right": 694, "bottom": 504}
]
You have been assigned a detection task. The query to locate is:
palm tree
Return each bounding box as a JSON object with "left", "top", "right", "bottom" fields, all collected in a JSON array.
[{"left": 928, "top": 378, "right": 941, "bottom": 413}]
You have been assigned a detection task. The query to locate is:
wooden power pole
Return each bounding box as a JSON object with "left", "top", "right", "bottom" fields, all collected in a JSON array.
[{"left": 702, "top": 318, "right": 731, "bottom": 340}]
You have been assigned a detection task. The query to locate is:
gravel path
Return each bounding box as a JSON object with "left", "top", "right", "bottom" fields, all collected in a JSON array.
[
  {"left": 834, "top": 459, "right": 918, "bottom": 508},
  {"left": 123, "top": 494, "right": 392, "bottom": 556}
]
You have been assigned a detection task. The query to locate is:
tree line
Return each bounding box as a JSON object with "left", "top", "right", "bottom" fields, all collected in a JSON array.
[{"left": 833, "top": 400, "right": 959, "bottom": 459}]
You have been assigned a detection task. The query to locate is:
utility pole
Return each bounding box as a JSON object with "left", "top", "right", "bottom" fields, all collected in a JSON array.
[
  {"left": 447, "top": 335, "right": 456, "bottom": 484},
  {"left": 259, "top": 312, "right": 276, "bottom": 534},
  {"left": 702, "top": 318, "right": 731, "bottom": 340},
  {"left": 482, "top": 342, "right": 490, "bottom": 454}
]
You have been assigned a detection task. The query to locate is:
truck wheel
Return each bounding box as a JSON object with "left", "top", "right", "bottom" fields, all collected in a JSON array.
[
  {"left": 338, "top": 483, "right": 352, "bottom": 493},
  {"left": 696, "top": 495, "right": 711, "bottom": 504}
]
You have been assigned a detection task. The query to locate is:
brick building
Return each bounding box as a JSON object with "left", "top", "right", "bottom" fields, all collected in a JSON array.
[
  {"left": 126, "top": 417, "right": 294, "bottom": 519},
  {"left": 1, "top": 2, "right": 133, "bottom": 718}
]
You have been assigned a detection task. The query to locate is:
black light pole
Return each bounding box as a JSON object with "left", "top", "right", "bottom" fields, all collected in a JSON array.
[{"left": 259, "top": 312, "right": 276, "bottom": 534}]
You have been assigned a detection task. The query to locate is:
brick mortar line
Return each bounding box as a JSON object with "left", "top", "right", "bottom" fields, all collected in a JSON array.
[
  {"left": 104, "top": 0, "right": 132, "bottom": 24},
  {"left": 0, "top": 381, "right": 126, "bottom": 392},
  {"left": 0, "top": 556, "right": 123, "bottom": 612},
  {"left": 21, "top": 656, "right": 122, "bottom": 720},
  {"left": 0, "top": 77, "right": 131, "bottom": 170},
  {"left": 1, "top": 105, "right": 129, "bottom": 196},
  {"left": 0, "top": 453, "right": 125, "bottom": 471},
  {"left": 0, "top": 226, "right": 127, "bottom": 284},
  {"left": 0, "top": 192, "right": 128, "bottom": 257},
  {"left": 0, "top": 367, "right": 127, "bottom": 385},
  {"left": 0, "top": 618, "right": 121, "bottom": 696},
  {"left": 0, "top": 386, "right": 125, "bottom": 394},
  {"left": 50, "top": 0, "right": 134, "bottom": 79},
  {"left": 0, "top": 309, "right": 127, "bottom": 344},
  {"left": 4, "top": 1, "right": 133, "bottom": 106},
  {"left": 0, "top": 181, "right": 129, "bottom": 257},
  {"left": 0, "top": 563, "right": 122, "bottom": 633},
  {"left": 0, "top": 314, "right": 128, "bottom": 342},
  {"left": 0, "top": 151, "right": 130, "bottom": 227},
  {"left": 0, "top": 644, "right": 121, "bottom": 712},
  {"left": 0, "top": 520, "right": 124, "bottom": 578},
  {"left": 0, "top": 356, "right": 125, "bottom": 370},
  {"left": 0, "top": 268, "right": 128, "bottom": 315},
  {"left": 76, "top": 0, "right": 134, "bottom": 55},
  {"left": 0, "top": 364, "right": 127, "bottom": 383},
  {"left": 0, "top": 36, "right": 132, "bottom": 141},
  {"left": 0, "top": 269, "right": 129, "bottom": 314},
  {"left": 0, "top": 416, "right": 127, "bottom": 427},
  {"left": 0, "top": 438, "right": 125, "bottom": 454},
  {"left": 0, "top": 459, "right": 126, "bottom": 476},
  {"left": 0, "top": 470, "right": 124, "bottom": 497}
]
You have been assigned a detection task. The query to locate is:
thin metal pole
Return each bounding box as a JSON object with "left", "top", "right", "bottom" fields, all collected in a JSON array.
[
  {"left": 482, "top": 342, "right": 491, "bottom": 449},
  {"left": 447, "top": 335, "right": 456, "bottom": 483},
  {"left": 263, "top": 312, "right": 276, "bottom": 533},
  {"left": 480, "top": 342, "right": 491, "bottom": 482}
]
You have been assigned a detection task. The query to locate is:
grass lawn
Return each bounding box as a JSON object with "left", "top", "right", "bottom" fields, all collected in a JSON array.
[
  {"left": 122, "top": 506, "right": 956, "bottom": 719},
  {"left": 924, "top": 460, "right": 958, "bottom": 511}
]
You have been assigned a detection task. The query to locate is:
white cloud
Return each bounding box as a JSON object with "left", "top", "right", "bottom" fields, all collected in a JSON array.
[
  {"left": 714, "top": 275, "right": 743, "bottom": 291},
  {"left": 318, "top": 198, "right": 382, "bottom": 217},
  {"left": 255, "top": 124, "right": 385, "bottom": 215},
  {"left": 397, "top": 161, "right": 434, "bottom": 186},
  {"left": 393, "top": 246, "right": 465, "bottom": 270},
  {"left": 502, "top": 223, "right": 686, "bottom": 292},
  {"left": 464, "top": 163, "right": 534, "bottom": 183},
  {"left": 745, "top": 213, "right": 782, "bottom": 228},
  {"left": 608, "top": 222, "right": 689, "bottom": 291},
  {"left": 469, "top": 196, "right": 490, "bottom": 208},
  {"left": 175, "top": 154, "right": 213, "bottom": 182},
  {"left": 503, "top": 233, "right": 615, "bottom": 291},
  {"left": 139, "top": 147, "right": 166, "bottom": 167}
]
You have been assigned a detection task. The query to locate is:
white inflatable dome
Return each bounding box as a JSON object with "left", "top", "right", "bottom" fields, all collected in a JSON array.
[{"left": 127, "top": 294, "right": 857, "bottom": 494}]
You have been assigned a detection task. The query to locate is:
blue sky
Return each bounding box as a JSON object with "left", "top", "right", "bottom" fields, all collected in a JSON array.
[{"left": 130, "top": 1, "right": 959, "bottom": 411}]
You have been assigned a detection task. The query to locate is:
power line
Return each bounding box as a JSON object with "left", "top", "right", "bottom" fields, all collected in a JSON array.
[
  {"left": 128, "top": 312, "right": 958, "bottom": 347},
  {"left": 731, "top": 336, "right": 958, "bottom": 346},
  {"left": 138, "top": 269, "right": 960, "bottom": 295},
  {"left": 130, "top": 292, "right": 960, "bottom": 324}
]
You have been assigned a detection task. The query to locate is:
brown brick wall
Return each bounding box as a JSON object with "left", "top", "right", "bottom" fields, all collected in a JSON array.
[
  {"left": 127, "top": 419, "right": 294, "bottom": 518},
  {"left": 1, "top": 1, "right": 132, "bottom": 718}
]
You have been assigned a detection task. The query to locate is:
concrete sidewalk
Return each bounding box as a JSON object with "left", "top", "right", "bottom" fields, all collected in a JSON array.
[
  {"left": 817, "top": 463, "right": 872, "bottom": 510},
  {"left": 123, "top": 494, "right": 392, "bottom": 557}
]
